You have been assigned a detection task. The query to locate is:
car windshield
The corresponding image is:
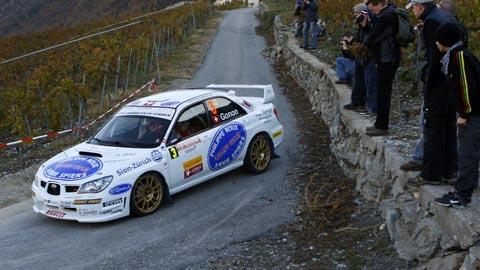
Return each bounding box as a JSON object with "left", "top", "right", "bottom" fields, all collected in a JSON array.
[{"left": 89, "top": 116, "right": 170, "bottom": 148}]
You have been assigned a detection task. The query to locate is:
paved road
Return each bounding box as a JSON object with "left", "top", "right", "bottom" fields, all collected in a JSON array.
[{"left": 0, "top": 8, "right": 299, "bottom": 270}]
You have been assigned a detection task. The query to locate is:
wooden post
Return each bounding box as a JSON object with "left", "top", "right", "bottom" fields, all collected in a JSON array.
[
  {"left": 144, "top": 39, "right": 150, "bottom": 81},
  {"left": 124, "top": 48, "right": 132, "bottom": 96},
  {"left": 77, "top": 73, "right": 86, "bottom": 137},
  {"left": 114, "top": 55, "right": 121, "bottom": 104},
  {"left": 99, "top": 62, "right": 108, "bottom": 112}
]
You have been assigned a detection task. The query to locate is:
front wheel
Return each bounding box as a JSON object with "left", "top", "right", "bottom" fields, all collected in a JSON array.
[
  {"left": 243, "top": 134, "right": 272, "bottom": 174},
  {"left": 130, "top": 173, "right": 164, "bottom": 217}
]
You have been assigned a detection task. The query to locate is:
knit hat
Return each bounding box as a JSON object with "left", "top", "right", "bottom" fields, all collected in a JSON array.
[
  {"left": 435, "top": 23, "right": 461, "bottom": 47},
  {"left": 353, "top": 3, "right": 368, "bottom": 13}
]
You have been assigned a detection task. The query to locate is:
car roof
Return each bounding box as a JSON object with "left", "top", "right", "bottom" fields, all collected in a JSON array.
[{"left": 126, "top": 89, "right": 218, "bottom": 108}]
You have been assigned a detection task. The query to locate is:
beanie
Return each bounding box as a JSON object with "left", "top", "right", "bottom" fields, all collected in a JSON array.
[
  {"left": 353, "top": 3, "right": 368, "bottom": 13},
  {"left": 435, "top": 23, "right": 461, "bottom": 47}
]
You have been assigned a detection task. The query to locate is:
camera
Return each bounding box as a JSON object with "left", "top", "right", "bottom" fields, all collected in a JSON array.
[{"left": 355, "top": 14, "right": 366, "bottom": 24}]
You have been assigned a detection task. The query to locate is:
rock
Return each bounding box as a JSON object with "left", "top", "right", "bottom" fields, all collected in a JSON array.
[
  {"left": 417, "top": 252, "right": 467, "bottom": 270},
  {"left": 413, "top": 218, "right": 442, "bottom": 261},
  {"left": 460, "top": 246, "right": 480, "bottom": 270}
]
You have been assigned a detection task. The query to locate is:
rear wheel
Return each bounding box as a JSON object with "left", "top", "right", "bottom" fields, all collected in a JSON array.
[
  {"left": 243, "top": 134, "right": 272, "bottom": 174},
  {"left": 130, "top": 173, "right": 164, "bottom": 217}
]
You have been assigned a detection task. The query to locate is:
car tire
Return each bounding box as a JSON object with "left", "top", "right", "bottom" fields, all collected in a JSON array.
[
  {"left": 243, "top": 133, "right": 272, "bottom": 174},
  {"left": 130, "top": 172, "right": 165, "bottom": 217}
]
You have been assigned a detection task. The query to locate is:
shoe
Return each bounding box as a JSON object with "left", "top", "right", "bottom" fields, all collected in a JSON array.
[
  {"left": 407, "top": 174, "right": 444, "bottom": 186},
  {"left": 366, "top": 125, "right": 376, "bottom": 131},
  {"left": 308, "top": 47, "right": 317, "bottom": 50},
  {"left": 400, "top": 161, "right": 423, "bottom": 171},
  {"left": 434, "top": 193, "right": 469, "bottom": 208},
  {"left": 336, "top": 79, "right": 348, "bottom": 85},
  {"left": 344, "top": 103, "right": 365, "bottom": 112},
  {"left": 366, "top": 127, "right": 389, "bottom": 136}
]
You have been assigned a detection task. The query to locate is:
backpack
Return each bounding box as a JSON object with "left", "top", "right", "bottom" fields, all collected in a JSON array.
[{"left": 394, "top": 8, "right": 416, "bottom": 47}]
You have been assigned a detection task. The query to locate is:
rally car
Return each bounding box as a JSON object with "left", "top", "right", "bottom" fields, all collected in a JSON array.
[{"left": 32, "top": 84, "right": 284, "bottom": 222}]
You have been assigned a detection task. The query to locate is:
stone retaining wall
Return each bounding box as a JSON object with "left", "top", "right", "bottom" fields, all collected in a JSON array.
[{"left": 267, "top": 11, "right": 480, "bottom": 269}]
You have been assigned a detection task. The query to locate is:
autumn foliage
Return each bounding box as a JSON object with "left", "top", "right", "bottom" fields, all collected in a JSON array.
[{"left": 0, "top": 1, "right": 212, "bottom": 142}]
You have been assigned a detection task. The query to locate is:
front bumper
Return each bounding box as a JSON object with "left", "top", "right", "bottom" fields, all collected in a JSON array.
[{"left": 32, "top": 185, "right": 129, "bottom": 223}]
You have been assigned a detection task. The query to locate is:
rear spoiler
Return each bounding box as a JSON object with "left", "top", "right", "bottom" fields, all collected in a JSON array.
[{"left": 206, "top": 84, "right": 275, "bottom": 104}]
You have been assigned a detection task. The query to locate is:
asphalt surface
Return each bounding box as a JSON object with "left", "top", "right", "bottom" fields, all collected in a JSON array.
[{"left": 0, "top": 8, "right": 300, "bottom": 270}]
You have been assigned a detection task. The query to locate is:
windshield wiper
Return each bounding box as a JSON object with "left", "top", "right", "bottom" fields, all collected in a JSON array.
[
  {"left": 90, "top": 137, "right": 108, "bottom": 145},
  {"left": 112, "top": 141, "right": 136, "bottom": 148}
]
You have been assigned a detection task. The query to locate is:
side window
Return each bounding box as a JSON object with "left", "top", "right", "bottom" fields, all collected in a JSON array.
[
  {"left": 206, "top": 97, "right": 246, "bottom": 125},
  {"left": 168, "top": 103, "right": 209, "bottom": 144}
]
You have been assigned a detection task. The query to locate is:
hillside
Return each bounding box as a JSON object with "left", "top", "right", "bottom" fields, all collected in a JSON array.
[{"left": 0, "top": 0, "right": 183, "bottom": 37}]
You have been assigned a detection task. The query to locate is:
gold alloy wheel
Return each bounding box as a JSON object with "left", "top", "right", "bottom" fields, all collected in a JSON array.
[
  {"left": 133, "top": 174, "right": 163, "bottom": 214},
  {"left": 250, "top": 136, "right": 271, "bottom": 171}
]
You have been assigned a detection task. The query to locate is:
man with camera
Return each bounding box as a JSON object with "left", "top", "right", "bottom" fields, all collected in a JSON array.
[
  {"left": 335, "top": 32, "right": 355, "bottom": 85},
  {"left": 343, "top": 3, "right": 378, "bottom": 114}
]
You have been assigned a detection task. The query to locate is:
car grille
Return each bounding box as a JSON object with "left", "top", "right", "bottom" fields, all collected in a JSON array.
[
  {"left": 65, "top": 186, "right": 79, "bottom": 193},
  {"left": 47, "top": 183, "right": 61, "bottom": 196}
]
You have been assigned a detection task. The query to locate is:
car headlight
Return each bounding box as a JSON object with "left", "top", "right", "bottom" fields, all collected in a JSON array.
[{"left": 78, "top": 176, "right": 113, "bottom": 194}]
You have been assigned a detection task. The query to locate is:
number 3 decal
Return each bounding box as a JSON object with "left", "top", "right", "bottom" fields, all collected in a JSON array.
[{"left": 169, "top": 147, "right": 179, "bottom": 159}]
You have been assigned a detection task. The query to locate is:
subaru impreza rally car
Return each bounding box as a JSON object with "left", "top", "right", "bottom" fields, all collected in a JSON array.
[{"left": 32, "top": 84, "right": 284, "bottom": 222}]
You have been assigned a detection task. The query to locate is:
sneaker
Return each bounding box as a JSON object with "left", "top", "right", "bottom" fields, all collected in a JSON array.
[
  {"left": 400, "top": 161, "right": 423, "bottom": 171},
  {"left": 407, "top": 174, "right": 444, "bottom": 186},
  {"left": 344, "top": 103, "right": 365, "bottom": 112},
  {"left": 366, "top": 127, "right": 389, "bottom": 136},
  {"left": 434, "top": 193, "right": 468, "bottom": 208}
]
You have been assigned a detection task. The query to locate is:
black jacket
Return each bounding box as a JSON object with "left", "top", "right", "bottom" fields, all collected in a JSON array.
[
  {"left": 364, "top": 5, "right": 400, "bottom": 64},
  {"left": 420, "top": 3, "right": 458, "bottom": 95},
  {"left": 446, "top": 45, "right": 480, "bottom": 119},
  {"left": 302, "top": 0, "right": 318, "bottom": 22}
]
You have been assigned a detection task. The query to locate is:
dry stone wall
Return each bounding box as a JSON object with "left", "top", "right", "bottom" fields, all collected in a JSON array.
[{"left": 267, "top": 11, "right": 480, "bottom": 269}]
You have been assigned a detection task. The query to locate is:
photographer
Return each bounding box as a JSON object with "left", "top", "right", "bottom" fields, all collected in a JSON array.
[
  {"left": 335, "top": 32, "right": 355, "bottom": 85},
  {"left": 343, "top": 3, "right": 378, "bottom": 114},
  {"left": 294, "top": 0, "right": 305, "bottom": 38}
]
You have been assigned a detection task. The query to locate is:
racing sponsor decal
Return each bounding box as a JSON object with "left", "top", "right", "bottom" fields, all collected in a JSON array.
[
  {"left": 220, "top": 109, "right": 239, "bottom": 121},
  {"left": 78, "top": 210, "right": 98, "bottom": 216},
  {"left": 159, "top": 101, "right": 180, "bottom": 107},
  {"left": 255, "top": 109, "right": 272, "bottom": 121},
  {"left": 183, "top": 156, "right": 203, "bottom": 179},
  {"left": 43, "top": 156, "right": 103, "bottom": 181},
  {"left": 242, "top": 99, "right": 252, "bottom": 109},
  {"left": 177, "top": 137, "right": 201, "bottom": 153},
  {"left": 169, "top": 147, "right": 179, "bottom": 159},
  {"left": 273, "top": 130, "right": 283, "bottom": 138},
  {"left": 116, "top": 152, "right": 161, "bottom": 176},
  {"left": 100, "top": 206, "right": 123, "bottom": 215},
  {"left": 46, "top": 209, "right": 66, "bottom": 218},
  {"left": 151, "top": 150, "right": 163, "bottom": 162},
  {"left": 103, "top": 198, "right": 123, "bottom": 207},
  {"left": 109, "top": 184, "right": 132, "bottom": 195},
  {"left": 208, "top": 123, "right": 247, "bottom": 171},
  {"left": 73, "top": 199, "right": 102, "bottom": 205},
  {"left": 117, "top": 106, "right": 174, "bottom": 120}
]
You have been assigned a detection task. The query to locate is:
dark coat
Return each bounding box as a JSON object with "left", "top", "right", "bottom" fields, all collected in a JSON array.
[
  {"left": 364, "top": 5, "right": 400, "bottom": 64},
  {"left": 302, "top": 0, "right": 318, "bottom": 22}
]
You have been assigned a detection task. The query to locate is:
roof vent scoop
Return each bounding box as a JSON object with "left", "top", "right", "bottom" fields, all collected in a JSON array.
[{"left": 79, "top": 151, "right": 103, "bottom": 158}]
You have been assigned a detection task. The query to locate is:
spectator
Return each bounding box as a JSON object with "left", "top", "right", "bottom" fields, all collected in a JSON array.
[
  {"left": 406, "top": 0, "right": 459, "bottom": 186},
  {"left": 343, "top": 3, "right": 378, "bottom": 114},
  {"left": 301, "top": 0, "right": 319, "bottom": 50},
  {"left": 363, "top": 0, "right": 400, "bottom": 136},
  {"left": 433, "top": 23, "right": 480, "bottom": 208},
  {"left": 437, "top": 0, "right": 468, "bottom": 48},
  {"left": 401, "top": 0, "right": 468, "bottom": 171},
  {"left": 294, "top": 0, "right": 305, "bottom": 38},
  {"left": 335, "top": 32, "right": 355, "bottom": 85}
]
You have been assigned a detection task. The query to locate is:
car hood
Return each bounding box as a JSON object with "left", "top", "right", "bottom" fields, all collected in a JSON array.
[{"left": 38, "top": 142, "right": 164, "bottom": 184}]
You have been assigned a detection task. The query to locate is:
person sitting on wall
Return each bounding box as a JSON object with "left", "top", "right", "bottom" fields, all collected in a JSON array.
[{"left": 335, "top": 32, "right": 355, "bottom": 85}]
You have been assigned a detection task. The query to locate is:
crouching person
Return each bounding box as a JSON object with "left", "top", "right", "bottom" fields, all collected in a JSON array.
[{"left": 434, "top": 23, "right": 480, "bottom": 208}]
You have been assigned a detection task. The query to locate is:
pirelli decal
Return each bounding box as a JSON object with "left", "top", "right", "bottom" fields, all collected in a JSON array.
[{"left": 183, "top": 155, "right": 203, "bottom": 179}]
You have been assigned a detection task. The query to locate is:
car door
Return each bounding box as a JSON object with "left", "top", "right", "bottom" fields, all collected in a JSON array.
[
  {"left": 166, "top": 103, "right": 210, "bottom": 189},
  {"left": 203, "top": 97, "right": 249, "bottom": 173}
]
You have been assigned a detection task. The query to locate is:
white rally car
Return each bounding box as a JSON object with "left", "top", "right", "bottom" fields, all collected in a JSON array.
[{"left": 32, "top": 84, "right": 284, "bottom": 222}]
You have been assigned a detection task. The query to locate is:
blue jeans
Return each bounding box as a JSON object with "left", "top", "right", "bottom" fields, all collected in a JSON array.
[
  {"left": 335, "top": 57, "right": 354, "bottom": 81},
  {"left": 295, "top": 20, "right": 303, "bottom": 38},
  {"left": 303, "top": 21, "right": 318, "bottom": 49},
  {"left": 364, "top": 60, "right": 378, "bottom": 113}
]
